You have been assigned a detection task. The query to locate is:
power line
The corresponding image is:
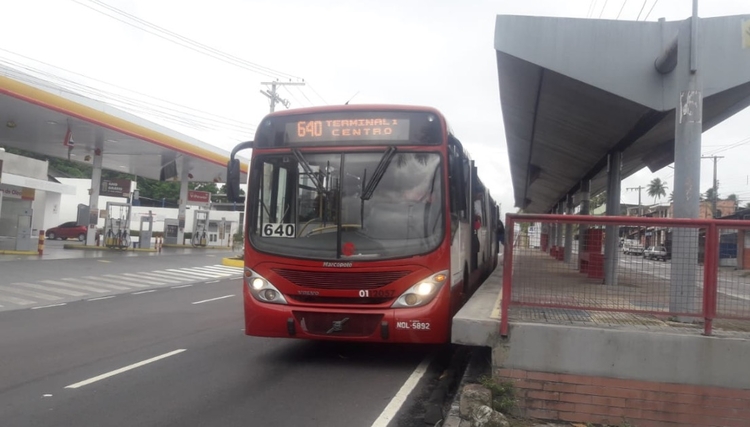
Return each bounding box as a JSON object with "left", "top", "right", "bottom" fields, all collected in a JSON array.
[
  {"left": 587, "top": 0, "right": 597, "bottom": 18},
  {"left": 704, "top": 135, "right": 750, "bottom": 156},
  {"left": 616, "top": 0, "right": 628, "bottom": 19},
  {"left": 0, "top": 61, "right": 254, "bottom": 140},
  {"left": 635, "top": 0, "right": 648, "bottom": 20},
  {"left": 69, "top": 0, "right": 333, "bottom": 113},
  {"left": 69, "top": 0, "right": 301, "bottom": 81},
  {"left": 598, "top": 0, "right": 610, "bottom": 18},
  {"left": 261, "top": 81, "right": 305, "bottom": 113},
  {"left": 627, "top": 185, "right": 644, "bottom": 215},
  {"left": 644, "top": 0, "right": 659, "bottom": 21},
  {"left": 294, "top": 85, "right": 315, "bottom": 107},
  {"left": 701, "top": 155, "right": 724, "bottom": 218},
  {"left": 307, "top": 84, "right": 329, "bottom": 105},
  {"left": 0, "top": 48, "right": 255, "bottom": 133}
]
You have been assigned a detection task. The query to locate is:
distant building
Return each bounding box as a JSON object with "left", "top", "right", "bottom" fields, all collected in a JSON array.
[{"left": 667, "top": 199, "right": 737, "bottom": 219}]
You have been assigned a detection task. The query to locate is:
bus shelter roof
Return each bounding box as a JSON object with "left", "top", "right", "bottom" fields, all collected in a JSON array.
[{"left": 495, "top": 14, "right": 750, "bottom": 213}]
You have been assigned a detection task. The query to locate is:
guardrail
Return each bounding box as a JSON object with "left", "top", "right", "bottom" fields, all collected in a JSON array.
[{"left": 500, "top": 214, "right": 750, "bottom": 336}]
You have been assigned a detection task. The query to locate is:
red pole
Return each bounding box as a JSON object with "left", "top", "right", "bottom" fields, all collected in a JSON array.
[
  {"left": 703, "top": 223, "right": 718, "bottom": 336},
  {"left": 500, "top": 215, "right": 515, "bottom": 337},
  {"left": 38, "top": 230, "right": 45, "bottom": 256}
]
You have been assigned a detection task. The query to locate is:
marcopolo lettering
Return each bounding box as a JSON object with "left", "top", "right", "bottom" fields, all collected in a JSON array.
[{"left": 322, "top": 262, "right": 353, "bottom": 268}]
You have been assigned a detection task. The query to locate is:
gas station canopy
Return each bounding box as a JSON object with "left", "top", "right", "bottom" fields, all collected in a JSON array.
[{"left": 0, "top": 66, "right": 248, "bottom": 183}]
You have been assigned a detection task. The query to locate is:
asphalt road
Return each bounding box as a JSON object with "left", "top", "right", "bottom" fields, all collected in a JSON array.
[{"left": 0, "top": 257, "right": 440, "bottom": 427}]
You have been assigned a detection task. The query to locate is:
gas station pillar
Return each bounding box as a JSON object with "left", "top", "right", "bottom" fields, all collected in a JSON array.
[
  {"left": 177, "top": 157, "right": 189, "bottom": 245},
  {"left": 86, "top": 147, "right": 103, "bottom": 246}
]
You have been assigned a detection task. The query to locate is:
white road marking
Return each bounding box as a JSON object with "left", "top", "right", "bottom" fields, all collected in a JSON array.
[
  {"left": 0, "top": 285, "right": 62, "bottom": 301},
  {"left": 15, "top": 283, "right": 87, "bottom": 297},
  {"left": 96, "top": 275, "right": 150, "bottom": 288},
  {"left": 40, "top": 280, "right": 107, "bottom": 294},
  {"left": 0, "top": 295, "right": 35, "bottom": 306},
  {"left": 167, "top": 268, "right": 217, "bottom": 279},
  {"left": 98, "top": 260, "right": 111, "bottom": 263},
  {"left": 64, "top": 349, "right": 186, "bottom": 389},
  {"left": 87, "top": 296, "right": 116, "bottom": 301},
  {"left": 151, "top": 270, "right": 201, "bottom": 280},
  {"left": 132, "top": 272, "right": 183, "bottom": 283},
  {"left": 195, "top": 265, "right": 237, "bottom": 274},
  {"left": 192, "top": 294, "right": 235, "bottom": 305},
  {"left": 132, "top": 290, "right": 156, "bottom": 295},
  {"left": 189, "top": 266, "right": 234, "bottom": 276},
  {"left": 205, "top": 280, "right": 220, "bottom": 284},
  {"left": 31, "top": 303, "right": 67, "bottom": 310},
  {"left": 118, "top": 274, "right": 171, "bottom": 286},
  {"left": 62, "top": 278, "right": 130, "bottom": 291},
  {"left": 140, "top": 271, "right": 191, "bottom": 282},
  {"left": 171, "top": 284, "right": 193, "bottom": 289},
  {"left": 42, "top": 394, "right": 53, "bottom": 397},
  {"left": 369, "top": 354, "right": 435, "bottom": 427}
]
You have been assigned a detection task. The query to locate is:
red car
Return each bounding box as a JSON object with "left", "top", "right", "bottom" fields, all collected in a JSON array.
[{"left": 46, "top": 221, "right": 88, "bottom": 241}]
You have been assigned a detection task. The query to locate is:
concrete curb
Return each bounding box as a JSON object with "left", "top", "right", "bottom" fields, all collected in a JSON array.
[
  {"left": 440, "top": 348, "right": 490, "bottom": 427},
  {"left": 222, "top": 257, "right": 244, "bottom": 268},
  {"left": 163, "top": 244, "right": 234, "bottom": 250},
  {"left": 0, "top": 249, "right": 38, "bottom": 255}
]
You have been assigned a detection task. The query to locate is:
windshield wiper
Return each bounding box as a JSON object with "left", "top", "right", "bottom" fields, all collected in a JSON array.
[
  {"left": 360, "top": 146, "right": 397, "bottom": 201},
  {"left": 292, "top": 149, "right": 326, "bottom": 194}
]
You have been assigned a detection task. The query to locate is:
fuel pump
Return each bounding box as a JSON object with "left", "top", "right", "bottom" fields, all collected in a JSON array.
[
  {"left": 192, "top": 210, "right": 209, "bottom": 247},
  {"left": 139, "top": 211, "right": 154, "bottom": 249},
  {"left": 104, "top": 202, "right": 132, "bottom": 249}
]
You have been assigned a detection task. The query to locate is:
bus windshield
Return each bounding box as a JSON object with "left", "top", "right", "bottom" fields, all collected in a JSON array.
[{"left": 248, "top": 151, "right": 444, "bottom": 260}]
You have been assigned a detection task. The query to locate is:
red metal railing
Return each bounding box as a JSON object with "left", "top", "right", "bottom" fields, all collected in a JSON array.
[{"left": 500, "top": 214, "right": 750, "bottom": 337}]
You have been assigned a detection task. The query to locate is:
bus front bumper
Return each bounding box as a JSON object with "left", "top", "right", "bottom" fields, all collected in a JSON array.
[{"left": 243, "top": 289, "right": 450, "bottom": 344}]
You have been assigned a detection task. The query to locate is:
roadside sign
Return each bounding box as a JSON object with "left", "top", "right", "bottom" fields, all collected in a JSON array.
[{"left": 188, "top": 190, "right": 211, "bottom": 204}]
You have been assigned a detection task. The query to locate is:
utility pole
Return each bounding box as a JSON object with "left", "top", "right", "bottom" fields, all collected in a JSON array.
[
  {"left": 701, "top": 155, "right": 724, "bottom": 218},
  {"left": 627, "top": 185, "right": 643, "bottom": 216},
  {"left": 260, "top": 81, "right": 306, "bottom": 113}
]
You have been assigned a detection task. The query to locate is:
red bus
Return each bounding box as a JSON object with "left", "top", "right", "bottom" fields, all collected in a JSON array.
[{"left": 226, "top": 104, "right": 499, "bottom": 343}]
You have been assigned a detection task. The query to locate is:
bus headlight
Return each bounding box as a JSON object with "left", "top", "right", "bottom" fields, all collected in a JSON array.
[
  {"left": 244, "top": 268, "right": 287, "bottom": 305},
  {"left": 391, "top": 270, "right": 448, "bottom": 308}
]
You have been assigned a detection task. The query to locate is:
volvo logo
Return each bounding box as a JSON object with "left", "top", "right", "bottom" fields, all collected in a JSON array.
[{"left": 326, "top": 317, "right": 350, "bottom": 334}]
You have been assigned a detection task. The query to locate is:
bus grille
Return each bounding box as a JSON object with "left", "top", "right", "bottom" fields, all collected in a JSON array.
[
  {"left": 272, "top": 269, "right": 410, "bottom": 290},
  {"left": 288, "top": 296, "right": 392, "bottom": 305}
]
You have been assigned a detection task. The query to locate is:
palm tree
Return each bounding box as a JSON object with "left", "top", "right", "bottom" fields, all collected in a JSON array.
[{"left": 647, "top": 178, "right": 668, "bottom": 204}]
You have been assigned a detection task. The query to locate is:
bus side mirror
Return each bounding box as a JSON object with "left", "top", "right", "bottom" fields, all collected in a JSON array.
[{"left": 226, "top": 159, "right": 241, "bottom": 203}]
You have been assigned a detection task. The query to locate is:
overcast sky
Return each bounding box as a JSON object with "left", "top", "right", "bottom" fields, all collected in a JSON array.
[{"left": 1, "top": 0, "right": 750, "bottom": 214}]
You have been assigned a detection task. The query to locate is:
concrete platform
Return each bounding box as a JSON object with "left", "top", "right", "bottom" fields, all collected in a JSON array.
[
  {"left": 451, "top": 256, "right": 750, "bottom": 425},
  {"left": 452, "top": 268, "right": 504, "bottom": 347}
]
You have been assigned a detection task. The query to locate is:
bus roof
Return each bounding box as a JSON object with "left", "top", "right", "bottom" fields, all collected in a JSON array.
[{"left": 261, "top": 104, "right": 445, "bottom": 119}]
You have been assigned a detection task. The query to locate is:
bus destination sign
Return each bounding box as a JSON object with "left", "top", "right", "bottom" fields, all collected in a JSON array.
[{"left": 285, "top": 118, "right": 410, "bottom": 143}]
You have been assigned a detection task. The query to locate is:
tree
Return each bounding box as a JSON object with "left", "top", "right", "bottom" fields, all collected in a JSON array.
[
  {"left": 726, "top": 194, "right": 738, "bottom": 210},
  {"left": 704, "top": 187, "right": 720, "bottom": 204},
  {"left": 647, "top": 178, "right": 668, "bottom": 204},
  {"left": 590, "top": 191, "right": 607, "bottom": 210}
]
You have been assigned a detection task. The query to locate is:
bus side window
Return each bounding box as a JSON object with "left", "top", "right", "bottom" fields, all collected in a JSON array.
[{"left": 448, "top": 136, "right": 467, "bottom": 221}]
